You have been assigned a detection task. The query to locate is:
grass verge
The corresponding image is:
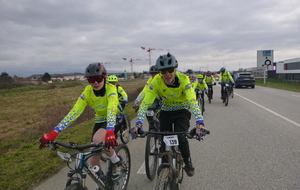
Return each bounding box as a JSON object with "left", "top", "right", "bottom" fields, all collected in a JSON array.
[
  {"left": 255, "top": 78, "right": 300, "bottom": 93},
  {"left": 0, "top": 78, "right": 146, "bottom": 190}
]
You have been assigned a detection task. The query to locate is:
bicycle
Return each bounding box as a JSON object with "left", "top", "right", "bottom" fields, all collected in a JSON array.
[
  {"left": 115, "top": 113, "right": 131, "bottom": 144},
  {"left": 132, "top": 105, "right": 160, "bottom": 180},
  {"left": 222, "top": 82, "right": 231, "bottom": 106},
  {"left": 46, "top": 141, "right": 131, "bottom": 190},
  {"left": 144, "top": 111, "right": 160, "bottom": 180},
  {"left": 207, "top": 83, "right": 216, "bottom": 103},
  {"left": 143, "top": 129, "right": 209, "bottom": 190},
  {"left": 195, "top": 89, "right": 204, "bottom": 114}
]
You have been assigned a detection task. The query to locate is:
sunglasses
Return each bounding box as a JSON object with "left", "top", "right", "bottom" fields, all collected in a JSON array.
[
  {"left": 160, "top": 68, "right": 175, "bottom": 74},
  {"left": 87, "top": 76, "right": 104, "bottom": 83}
]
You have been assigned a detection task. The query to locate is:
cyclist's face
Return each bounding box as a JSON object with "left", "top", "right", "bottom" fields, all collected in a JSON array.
[
  {"left": 109, "top": 81, "right": 117, "bottom": 86},
  {"left": 88, "top": 76, "right": 105, "bottom": 90},
  {"left": 161, "top": 69, "right": 176, "bottom": 84}
]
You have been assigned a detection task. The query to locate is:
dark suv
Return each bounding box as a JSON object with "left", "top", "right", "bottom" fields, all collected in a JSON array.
[{"left": 234, "top": 73, "right": 255, "bottom": 88}]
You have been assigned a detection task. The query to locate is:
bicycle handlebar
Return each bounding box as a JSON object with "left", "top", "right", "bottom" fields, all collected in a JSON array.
[
  {"left": 47, "top": 141, "right": 106, "bottom": 152},
  {"left": 141, "top": 129, "right": 210, "bottom": 139}
]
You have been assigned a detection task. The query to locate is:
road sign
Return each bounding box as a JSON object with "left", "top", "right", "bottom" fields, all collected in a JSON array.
[{"left": 257, "top": 50, "right": 274, "bottom": 69}]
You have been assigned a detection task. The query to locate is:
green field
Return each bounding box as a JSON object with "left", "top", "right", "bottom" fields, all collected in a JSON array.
[{"left": 0, "top": 79, "right": 146, "bottom": 190}]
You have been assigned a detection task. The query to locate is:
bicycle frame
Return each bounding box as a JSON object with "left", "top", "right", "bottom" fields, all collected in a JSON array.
[{"left": 49, "top": 141, "right": 124, "bottom": 190}]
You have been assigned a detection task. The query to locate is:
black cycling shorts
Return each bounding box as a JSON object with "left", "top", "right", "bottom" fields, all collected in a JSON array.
[{"left": 91, "top": 122, "right": 106, "bottom": 141}]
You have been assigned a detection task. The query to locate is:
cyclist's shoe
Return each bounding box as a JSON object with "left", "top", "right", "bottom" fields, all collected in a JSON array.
[
  {"left": 112, "top": 156, "right": 126, "bottom": 180},
  {"left": 184, "top": 158, "right": 195, "bottom": 177}
]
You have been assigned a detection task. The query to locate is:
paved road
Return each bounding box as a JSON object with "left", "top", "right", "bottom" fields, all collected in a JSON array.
[{"left": 33, "top": 85, "right": 300, "bottom": 190}]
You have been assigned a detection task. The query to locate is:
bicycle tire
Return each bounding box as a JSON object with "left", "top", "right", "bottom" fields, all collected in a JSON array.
[
  {"left": 145, "top": 132, "right": 159, "bottom": 180},
  {"left": 120, "top": 114, "right": 131, "bottom": 144},
  {"left": 225, "top": 90, "right": 229, "bottom": 106},
  {"left": 201, "top": 98, "right": 204, "bottom": 114},
  {"left": 155, "top": 167, "right": 176, "bottom": 190},
  {"left": 108, "top": 144, "right": 131, "bottom": 190},
  {"left": 64, "top": 183, "right": 87, "bottom": 190},
  {"left": 208, "top": 90, "right": 211, "bottom": 103}
]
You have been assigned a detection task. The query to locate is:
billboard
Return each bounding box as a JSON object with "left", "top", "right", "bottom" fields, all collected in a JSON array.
[{"left": 257, "top": 50, "right": 274, "bottom": 69}]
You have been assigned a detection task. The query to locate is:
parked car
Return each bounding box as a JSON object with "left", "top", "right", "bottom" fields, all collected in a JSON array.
[{"left": 235, "top": 73, "right": 255, "bottom": 88}]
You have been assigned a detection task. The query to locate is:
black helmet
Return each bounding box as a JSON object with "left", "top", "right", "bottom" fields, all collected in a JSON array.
[
  {"left": 156, "top": 53, "right": 178, "bottom": 71},
  {"left": 220, "top": 67, "right": 226, "bottom": 72},
  {"left": 149, "top": 65, "right": 159, "bottom": 74},
  {"left": 84, "top": 63, "right": 107, "bottom": 77}
]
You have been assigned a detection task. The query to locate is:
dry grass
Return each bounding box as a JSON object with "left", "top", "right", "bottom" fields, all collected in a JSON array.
[{"left": 0, "top": 78, "right": 146, "bottom": 155}]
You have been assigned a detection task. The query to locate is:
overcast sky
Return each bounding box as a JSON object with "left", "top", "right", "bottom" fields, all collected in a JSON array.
[{"left": 1, "top": 0, "right": 300, "bottom": 77}]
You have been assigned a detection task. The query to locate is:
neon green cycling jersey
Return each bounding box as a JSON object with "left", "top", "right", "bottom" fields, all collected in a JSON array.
[
  {"left": 136, "top": 72, "right": 204, "bottom": 124},
  {"left": 116, "top": 85, "right": 128, "bottom": 102},
  {"left": 135, "top": 77, "right": 154, "bottom": 103},
  {"left": 194, "top": 81, "right": 208, "bottom": 91},
  {"left": 204, "top": 76, "right": 215, "bottom": 85},
  {"left": 54, "top": 83, "right": 119, "bottom": 132},
  {"left": 219, "top": 71, "right": 234, "bottom": 83}
]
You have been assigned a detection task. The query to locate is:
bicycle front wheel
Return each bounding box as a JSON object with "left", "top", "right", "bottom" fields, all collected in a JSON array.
[
  {"left": 120, "top": 114, "right": 131, "bottom": 144},
  {"left": 145, "top": 133, "right": 159, "bottom": 180},
  {"left": 225, "top": 91, "right": 229, "bottom": 106},
  {"left": 108, "top": 144, "right": 131, "bottom": 190},
  {"left": 155, "top": 167, "right": 176, "bottom": 190}
]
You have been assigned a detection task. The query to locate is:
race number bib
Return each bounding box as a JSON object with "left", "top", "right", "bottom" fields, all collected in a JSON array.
[
  {"left": 146, "top": 110, "right": 155, "bottom": 116},
  {"left": 163, "top": 135, "right": 179, "bottom": 146}
]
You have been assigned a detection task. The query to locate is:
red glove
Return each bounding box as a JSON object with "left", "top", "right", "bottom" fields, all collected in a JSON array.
[
  {"left": 104, "top": 130, "right": 119, "bottom": 149},
  {"left": 39, "top": 130, "right": 58, "bottom": 149}
]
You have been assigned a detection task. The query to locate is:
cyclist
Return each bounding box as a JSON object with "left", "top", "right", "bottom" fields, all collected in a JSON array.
[
  {"left": 134, "top": 53, "right": 207, "bottom": 177},
  {"left": 204, "top": 71, "right": 216, "bottom": 99},
  {"left": 107, "top": 75, "right": 128, "bottom": 110},
  {"left": 107, "top": 75, "right": 128, "bottom": 138},
  {"left": 133, "top": 65, "right": 161, "bottom": 131},
  {"left": 194, "top": 74, "right": 208, "bottom": 111},
  {"left": 219, "top": 67, "right": 235, "bottom": 101},
  {"left": 39, "top": 63, "right": 122, "bottom": 190}
]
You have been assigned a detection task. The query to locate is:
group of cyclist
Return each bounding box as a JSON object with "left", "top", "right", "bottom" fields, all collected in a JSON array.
[
  {"left": 39, "top": 53, "right": 237, "bottom": 189},
  {"left": 190, "top": 67, "right": 235, "bottom": 105}
]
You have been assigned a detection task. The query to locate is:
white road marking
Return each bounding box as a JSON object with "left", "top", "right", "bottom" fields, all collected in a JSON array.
[
  {"left": 235, "top": 93, "right": 300, "bottom": 128},
  {"left": 137, "top": 162, "right": 146, "bottom": 174},
  {"left": 292, "top": 94, "right": 300, "bottom": 98}
]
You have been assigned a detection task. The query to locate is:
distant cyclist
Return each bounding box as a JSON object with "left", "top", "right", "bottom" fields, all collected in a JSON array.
[
  {"left": 218, "top": 67, "right": 235, "bottom": 101},
  {"left": 204, "top": 71, "right": 216, "bottom": 99},
  {"left": 107, "top": 75, "right": 128, "bottom": 110},
  {"left": 133, "top": 65, "right": 161, "bottom": 131},
  {"left": 194, "top": 74, "right": 208, "bottom": 111},
  {"left": 107, "top": 75, "right": 128, "bottom": 137},
  {"left": 134, "top": 53, "right": 207, "bottom": 177}
]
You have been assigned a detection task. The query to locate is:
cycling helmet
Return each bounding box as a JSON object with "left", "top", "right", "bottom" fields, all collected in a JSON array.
[
  {"left": 156, "top": 53, "right": 178, "bottom": 71},
  {"left": 220, "top": 67, "right": 226, "bottom": 72},
  {"left": 207, "top": 71, "right": 211, "bottom": 75},
  {"left": 197, "top": 74, "right": 204, "bottom": 79},
  {"left": 108, "top": 75, "right": 118, "bottom": 82},
  {"left": 149, "top": 65, "right": 159, "bottom": 74},
  {"left": 85, "top": 63, "right": 107, "bottom": 77}
]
